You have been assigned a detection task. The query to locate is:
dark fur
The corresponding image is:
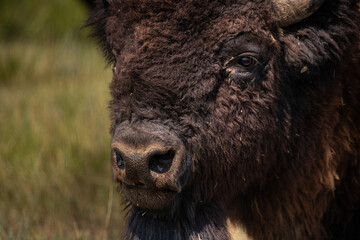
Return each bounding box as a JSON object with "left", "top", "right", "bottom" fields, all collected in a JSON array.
[{"left": 87, "top": 0, "right": 360, "bottom": 239}]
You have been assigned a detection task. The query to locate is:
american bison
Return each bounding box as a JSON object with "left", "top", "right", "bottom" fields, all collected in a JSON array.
[{"left": 87, "top": 0, "right": 360, "bottom": 239}]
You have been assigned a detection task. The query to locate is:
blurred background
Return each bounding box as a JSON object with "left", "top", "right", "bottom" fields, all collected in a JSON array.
[{"left": 0, "top": 0, "right": 126, "bottom": 239}]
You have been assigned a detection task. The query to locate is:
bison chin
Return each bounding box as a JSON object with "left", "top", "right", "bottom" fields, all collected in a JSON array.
[
  {"left": 111, "top": 121, "right": 191, "bottom": 211},
  {"left": 118, "top": 182, "right": 179, "bottom": 210}
]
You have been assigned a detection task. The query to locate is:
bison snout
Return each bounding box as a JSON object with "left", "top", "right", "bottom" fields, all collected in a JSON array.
[
  {"left": 112, "top": 145, "right": 177, "bottom": 186},
  {"left": 111, "top": 123, "right": 189, "bottom": 210}
]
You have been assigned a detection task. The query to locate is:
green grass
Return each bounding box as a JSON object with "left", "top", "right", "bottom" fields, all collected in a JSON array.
[
  {"left": 0, "top": 39, "right": 126, "bottom": 239},
  {"left": 0, "top": 0, "right": 88, "bottom": 40}
]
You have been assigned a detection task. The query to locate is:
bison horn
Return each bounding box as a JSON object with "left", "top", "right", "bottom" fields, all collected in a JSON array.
[{"left": 272, "top": 0, "right": 325, "bottom": 27}]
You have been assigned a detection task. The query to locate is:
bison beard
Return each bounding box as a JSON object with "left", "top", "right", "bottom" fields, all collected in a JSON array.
[{"left": 87, "top": 0, "right": 360, "bottom": 239}]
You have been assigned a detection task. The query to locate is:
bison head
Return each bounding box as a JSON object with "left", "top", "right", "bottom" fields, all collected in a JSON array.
[{"left": 88, "top": 0, "right": 360, "bottom": 239}]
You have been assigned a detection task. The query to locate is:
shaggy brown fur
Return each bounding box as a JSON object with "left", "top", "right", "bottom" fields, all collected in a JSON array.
[{"left": 87, "top": 0, "right": 360, "bottom": 239}]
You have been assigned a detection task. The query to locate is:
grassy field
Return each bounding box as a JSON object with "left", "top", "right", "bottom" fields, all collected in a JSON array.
[
  {"left": 0, "top": 39, "right": 127, "bottom": 239},
  {"left": 0, "top": 1, "right": 127, "bottom": 239}
]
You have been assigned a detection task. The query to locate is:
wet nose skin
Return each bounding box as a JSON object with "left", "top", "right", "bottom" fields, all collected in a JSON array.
[
  {"left": 111, "top": 122, "right": 188, "bottom": 193},
  {"left": 112, "top": 142, "right": 186, "bottom": 193},
  {"left": 112, "top": 144, "right": 175, "bottom": 185},
  {"left": 110, "top": 122, "right": 192, "bottom": 210}
]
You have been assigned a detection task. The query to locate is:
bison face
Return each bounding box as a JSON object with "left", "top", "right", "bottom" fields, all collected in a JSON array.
[
  {"left": 108, "top": 29, "right": 277, "bottom": 211},
  {"left": 88, "top": 0, "right": 345, "bottom": 215},
  {"left": 103, "top": 1, "right": 280, "bottom": 212}
]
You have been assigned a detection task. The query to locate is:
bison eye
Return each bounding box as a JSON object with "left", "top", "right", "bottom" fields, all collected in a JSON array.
[
  {"left": 224, "top": 53, "right": 259, "bottom": 70},
  {"left": 237, "top": 56, "right": 257, "bottom": 68}
]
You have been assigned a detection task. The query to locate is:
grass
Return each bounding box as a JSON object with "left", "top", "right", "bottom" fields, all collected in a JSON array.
[
  {"left": 0, "top": 0, "right": 88, "bottom": 40},
  {"left": 0, "top": 39, "right": 126, "bottom": 239},
  {"left": 0, "top": 1, "right": 129, "bottom": 237}
]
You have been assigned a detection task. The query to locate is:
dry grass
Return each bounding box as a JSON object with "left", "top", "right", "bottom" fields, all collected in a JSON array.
[{"left": 0, "top": 39, "right": 125, "bottom": 239}]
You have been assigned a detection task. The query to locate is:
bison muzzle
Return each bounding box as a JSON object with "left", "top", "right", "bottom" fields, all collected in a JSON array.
[{"left": 112, "top": 121, "right": 190, "bottom": 210}]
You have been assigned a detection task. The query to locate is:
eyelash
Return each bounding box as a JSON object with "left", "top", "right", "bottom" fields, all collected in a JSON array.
[{"left": 225, "top": 53, "right": 259, "bottom": 69}]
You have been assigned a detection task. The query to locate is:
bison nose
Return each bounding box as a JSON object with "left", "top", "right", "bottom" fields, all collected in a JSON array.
[
  {"left": 111, "top": 122, "right": 190, "bottom": 194},
  {"left": 111, "top": 141, "right": 185, "bottom": 191},
  {"left": 113, "top": 146, "right": 175, "bottom": 177}
]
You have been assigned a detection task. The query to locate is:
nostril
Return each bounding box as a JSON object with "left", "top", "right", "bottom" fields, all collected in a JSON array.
[
  {"left": 114, "top": 150, "right": 125, "bottom": 169},
  {"left": 149, "top": 150, "right": 175, "bottom": 174}
]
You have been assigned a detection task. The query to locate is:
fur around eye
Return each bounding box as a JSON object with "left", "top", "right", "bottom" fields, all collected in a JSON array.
[{"left": 224, "top": 53, "right": 259, "bottom": 69}]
